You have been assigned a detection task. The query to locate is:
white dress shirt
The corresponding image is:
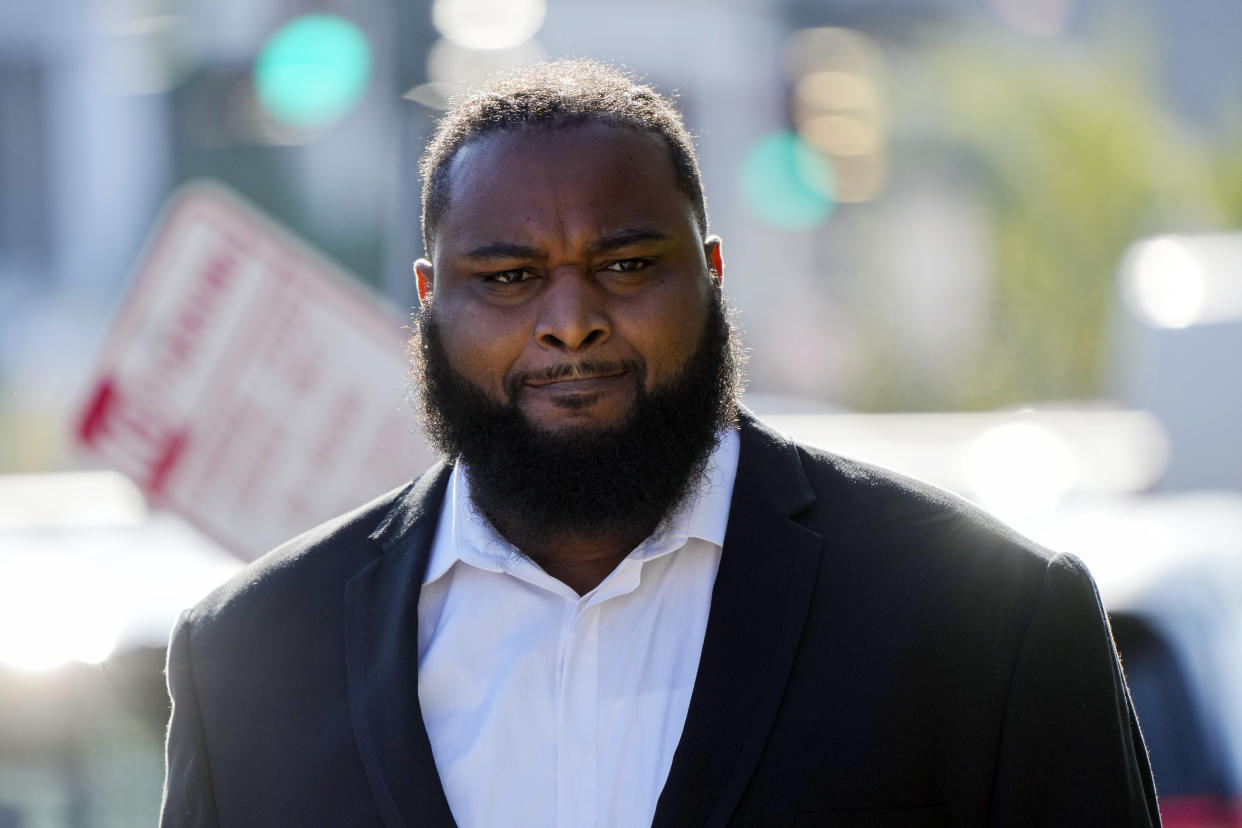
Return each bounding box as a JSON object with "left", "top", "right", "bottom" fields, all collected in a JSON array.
[{"left": 416, "top": 430, "right": 740, "bottom": 828}]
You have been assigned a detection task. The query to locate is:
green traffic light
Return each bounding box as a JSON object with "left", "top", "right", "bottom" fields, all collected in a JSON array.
[
  {"left": 741, "top": 131, "right": 835, "bottom": 230},
  {"left": 254, "top": 14, "right": 372, "bottom": 129}
]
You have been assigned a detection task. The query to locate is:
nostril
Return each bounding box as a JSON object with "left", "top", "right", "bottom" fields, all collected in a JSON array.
[{"left": 538, "top": 325, "right": 607, "bottom": 352}]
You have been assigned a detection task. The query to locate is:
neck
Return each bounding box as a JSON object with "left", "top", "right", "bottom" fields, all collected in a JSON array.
[{"left": 488, "top": 509, "right": 657, "bottom": 595}]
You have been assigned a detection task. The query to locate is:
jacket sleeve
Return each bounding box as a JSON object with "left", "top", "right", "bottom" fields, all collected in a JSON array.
[
  {"left": 988, "top": 553, "right": 1161, "bottom": 826},
  {"left": 161, "top": 610, "right": 221, "bottom": 828}
]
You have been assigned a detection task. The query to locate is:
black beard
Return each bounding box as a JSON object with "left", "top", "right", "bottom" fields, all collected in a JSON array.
[{"left": 409, "top": 287, "right": 742, "bottom": 559}]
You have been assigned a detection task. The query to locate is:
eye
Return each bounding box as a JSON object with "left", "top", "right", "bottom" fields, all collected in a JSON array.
[
  {"left": 603, "top": 258, "right": 652, "bottom": 274},
  {"left": 486, "top": 269, "right": 534, "bottom": 284}
]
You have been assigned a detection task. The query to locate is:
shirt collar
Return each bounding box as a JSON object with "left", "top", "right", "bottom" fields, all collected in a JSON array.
[{"left": 423, "top": 429, "right": 741, "bottom": 586}]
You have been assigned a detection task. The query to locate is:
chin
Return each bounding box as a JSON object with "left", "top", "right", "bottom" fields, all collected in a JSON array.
[
  {"left": 520, "top": 397, "right": 638, "bottom": 434},
  {"left": 525, "top": 409, "right": 630, "bottom": 436}
]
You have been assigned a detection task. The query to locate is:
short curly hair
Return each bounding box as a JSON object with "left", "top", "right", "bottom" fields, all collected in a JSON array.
[{"left": 419, "top": 59, "right": 708, "bottom": 256}]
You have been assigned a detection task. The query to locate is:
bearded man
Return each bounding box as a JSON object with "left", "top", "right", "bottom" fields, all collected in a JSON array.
[{"left": 161, "top": 61, "right": 1160, "bottom": 827}]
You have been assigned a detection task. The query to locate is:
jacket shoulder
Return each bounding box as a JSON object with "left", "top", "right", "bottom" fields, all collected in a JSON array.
[
  {"left": 790, "top": 436, "right": 1058, "bottom": 571},
  {"left": 185, "top": 480, "right": 415, "bottom": 630}
]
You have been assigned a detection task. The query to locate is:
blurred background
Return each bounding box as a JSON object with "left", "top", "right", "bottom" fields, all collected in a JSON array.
[{"left": 2, "top": 0, "right": 1241, "bottom": 824}]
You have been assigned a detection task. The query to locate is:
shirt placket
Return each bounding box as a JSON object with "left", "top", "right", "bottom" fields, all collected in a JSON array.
[{"left": 556, "top": 597, "right": 601, "bottom": 827}]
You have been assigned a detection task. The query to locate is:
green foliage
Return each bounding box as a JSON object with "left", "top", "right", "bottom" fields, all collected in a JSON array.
[{"left": 877, "top": 29, "right": 1238, "bottom": 410}]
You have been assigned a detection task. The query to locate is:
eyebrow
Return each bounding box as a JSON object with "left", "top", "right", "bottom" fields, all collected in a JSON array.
[
  {"left": 462, "top": 241, "right": 542, "bottom": 261},
  {"left": 461, "top": 229, "right": 673, "bottom": 262},
  {"left": 585, "top": 228, "right": 672, "bottom": 256}
]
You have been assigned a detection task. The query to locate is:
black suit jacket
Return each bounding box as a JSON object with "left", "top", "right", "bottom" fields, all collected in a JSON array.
[{"left": 162, "top": 414, "right": 1160, "bottom": 827}]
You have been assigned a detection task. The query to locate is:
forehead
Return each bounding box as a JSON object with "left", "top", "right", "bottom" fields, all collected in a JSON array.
[{"left": 434, "top": 123, "right": 697, "bottom": 253}]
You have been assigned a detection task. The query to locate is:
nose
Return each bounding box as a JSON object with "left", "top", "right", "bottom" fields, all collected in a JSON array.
[{"left": 534, "top": 271, "right": 611, "bottom": 352}]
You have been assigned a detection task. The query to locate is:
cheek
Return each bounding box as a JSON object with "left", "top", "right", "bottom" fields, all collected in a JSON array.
[
  {"left": 633, "top": 296, "right": 709, "bottom": 384},
  {"left": 437, "top": 304, "right": 529, "bottom": 396}
]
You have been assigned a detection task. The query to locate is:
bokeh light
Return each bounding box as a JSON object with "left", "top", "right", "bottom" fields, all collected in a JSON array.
[
  {"left": 799, "top": 115, "right": 880, "bottom": 158},
  {"left": 1122, "top": 236, "right": 1208, "bottom": 328},
  {"left": 432, "top": 0, "right": 546, "bottom": 50},
  {"left": 787, "top": 27, "right": 881, "bottom": 78},
  {"left": 794, "top": 70, "right": 879, "bottom": 114},
  {"left": 741, "top": 131, "right": 835, "bottom": 230},
  {"left": 254, "top": 15, "right": 372, "bottom": 129},
  {"left": 0, "top": 557, "right": 122, "bottom": 670},
  {"left": 964, "top": 421, "right": 1079, "bottom": 518},
  {"left": 786, "top": 27, "right": 886, "bottom": 203}
]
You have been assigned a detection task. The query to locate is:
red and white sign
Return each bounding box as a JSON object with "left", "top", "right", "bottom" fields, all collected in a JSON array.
[{"left": 74, "top": 182, "right": 435, "bottom": 560}]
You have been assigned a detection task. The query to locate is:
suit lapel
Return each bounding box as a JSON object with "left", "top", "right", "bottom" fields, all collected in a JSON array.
[
  {"left": 342, "top": 416, "right": 821, "bottom": 828},
  {"left": 653, "top": 414, "right": 823, "bottom": 828},
  {"left": 345, "top": 462, "right": 457, "bottom": 828}
]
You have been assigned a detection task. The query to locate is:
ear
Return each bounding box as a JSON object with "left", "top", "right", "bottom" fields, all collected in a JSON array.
[
  {"left": 414, "top": 259, "right": 434, "bottom": 308},
  {"left": 703, "top": 235, "right": 724, "bottom": 287}
]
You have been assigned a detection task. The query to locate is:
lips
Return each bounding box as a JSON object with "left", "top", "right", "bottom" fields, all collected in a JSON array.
[
  {"left": 516, "top": 366, "right": 640, "bottom": 417},
  {"left": 523, "top": 370, "right": 627, "bottom": 390}
]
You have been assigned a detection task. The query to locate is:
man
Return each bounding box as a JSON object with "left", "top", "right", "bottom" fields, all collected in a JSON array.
[{"left": 162, "top": 60, "right": 1160, "bottom": 827}]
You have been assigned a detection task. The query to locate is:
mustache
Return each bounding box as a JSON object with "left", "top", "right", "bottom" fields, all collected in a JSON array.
[{"left": 505, "top": 359, "right": 645, "bottom": 397}]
